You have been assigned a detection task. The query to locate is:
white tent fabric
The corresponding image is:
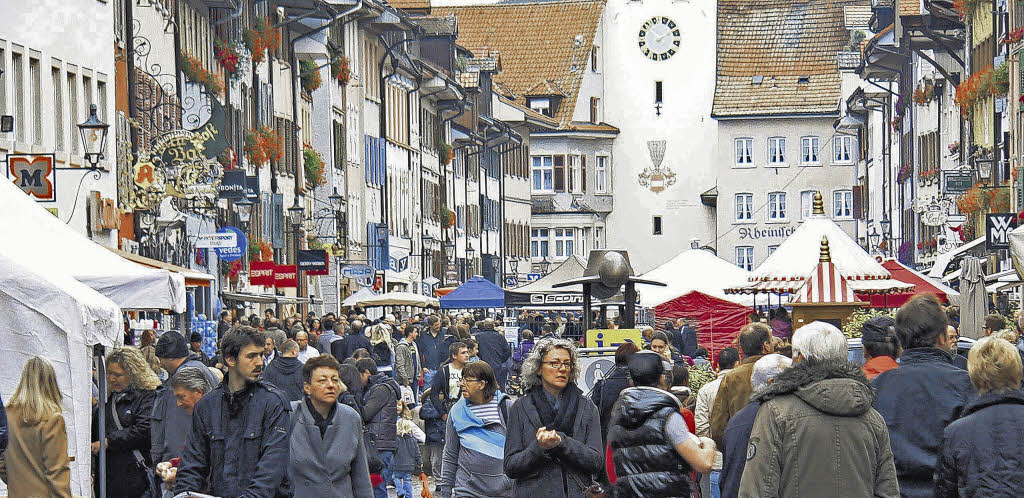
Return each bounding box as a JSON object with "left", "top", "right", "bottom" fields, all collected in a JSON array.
[
  {"left": 507, "top": 255, "right": 588, "bottom": 294},
  {"left": 342, "top": 287, "right": 378, "bottom": 307},
  {"left": 0, "top": 249, "right": 123, "bottom": 497},
  {"left": 0, "top": 179, "right": 186, "bottom": 311},
  {"left": 638, "top": 249, "right": 753, "bottom": 307},
  {"left": 357, "top": 291, "right": 440, "bottom": 307},
  {"left": 746, "top": 215, "right": 890, "bottom": 282}
]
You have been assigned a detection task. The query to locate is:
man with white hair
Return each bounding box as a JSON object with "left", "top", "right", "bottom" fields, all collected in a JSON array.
[
  {"left": 719, "top": 353, "right": 791, "bottom": 498},
  {"left": 738, "top": 322, "right": 898, "bottom": 497}
]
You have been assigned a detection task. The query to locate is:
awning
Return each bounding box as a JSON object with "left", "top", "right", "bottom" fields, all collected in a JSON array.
[
  {"left": 109, "top": 248, "right": 216, "bottom": 287},
  {"left": 928, "top": 237, "right": 985, "bottom": 279},
  {"left": 223, "top": 292, "right": 278, "bottom": 304}
]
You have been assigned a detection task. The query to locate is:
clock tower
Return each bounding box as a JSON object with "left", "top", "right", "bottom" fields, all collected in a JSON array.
[{"left": 601, "top": 0, "right": 719, "bottom": 272}]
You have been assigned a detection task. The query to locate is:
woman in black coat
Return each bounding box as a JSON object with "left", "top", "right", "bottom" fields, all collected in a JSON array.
[
  {"left": 505, "top": 338, "right": 604, "bottom": 498},
  {"left": 92, "top": 347, "right": 160, "bottom": 498},
  {"left": 936, "top": 337, "right": 1024, "bottom": 497}
]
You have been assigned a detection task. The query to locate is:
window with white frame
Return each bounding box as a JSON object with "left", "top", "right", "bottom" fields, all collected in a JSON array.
[
  {"left": 531, "top": 228, "right": 550, "bottom": 258},
  {"left": 768, "top": 137, "right": 786, "bottom": 165},
  {"left": 569, "top": 154, "right": 582, "bottom": 193},
  {"left": 594, "top": 227, "right": 603, "bottom": 249},
  {"left": 532, "top": 156, "right": 554, "bottom": 192},
  {"left": 800, "top": 190, "right": 815, "bottom": 220},
  {"left": 12, "top": 51, "right": 24, "bottom": 143},
  {"left": 768, "top": 192, "right": 787, "bottom": 221},
  {"left": 596, "top": 155, "right": 608, "bottom": 193},
  {"left": 833, "top": 190, "right": 853, "bottom": 219},
  {"left": 800, "top": 136, "right": 820, "bottom": 164},
  {"left": 834, "top": 135, "right": 854, "bottom": 164},
  {"left": 735, "top": 138, "right": 753, "bottom": 165},
  {"left": 555, "top": 228, "right": 575, "bottom": 257},
  {"left": 52, "top": 67, "right": 63, "bottom": 152},
  {"left": 768, "top": 245, "right": 779, "bottom": 256},
  {"left": 736, "top": 246, "right": 754, "bottom": 271},
  {"left": 30, "top": 57, "right": 41, "bottom": 146},
  {"left": 735, "top": 193, "right": 753, "bottom": 222}
]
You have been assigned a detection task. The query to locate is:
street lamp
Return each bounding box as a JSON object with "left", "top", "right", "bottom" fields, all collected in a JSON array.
[
  {"left": 466, "top": 244, "right": 476, "bottom": 261},
  {"left": 867, "top": 224, "right": 880, "bottom": 253},
  {"left": 328, "top": 187, "right": 346, "bottom": 214},
  {"left": 444, "top": 240, "right": 456, "bottom": 263},
  {"left": 976, "top": 157, "right": 994, "bottom": 186},
  {"left": 234, "top": 198, "right": 253, "bottom": 226},
  {"left": 509, "top": 258, "right": 519, "bottom": 275},
  {"left": 288, "top": 197, "right": 305, "bottom": 226},
  {"left": 540, "top": 256, "right": 551, "bottom": 275},
  {"left": 77, "top": 104, "right": 109, "bottom": 169}
]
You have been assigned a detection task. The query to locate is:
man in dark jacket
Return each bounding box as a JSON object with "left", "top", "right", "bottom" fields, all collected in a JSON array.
[
  {"left": 152, "top": 331, "right": 221, "bottom": 466},
  {"left": 739, "top": 322, "right": 898, "bottom": 497},
  {"left": 679, "top": 318, "right": 699, "bottom": 358},
  {"left": 262, "top": 339, "right": 305, "bottom": 402},
  {"left": 358, "top": 358, "right": 401, "bottom": 498},
  {"left": 475, "top": 320, "right": 512, "bottom": 389},
  {"left": 174, "top": 326, "right": 292, "bottom": 498},
  {"left": 710, "top": 323, "right": 773, "bottom": 448},
  {"left": 609, "top": 352, "right": 716, "bottom": 497},
  {"left": 873, "top": 294, "right": 974, "bottom": 498},
  {"left": 334, "top": 320, "right": 370, "bottom": 362}
]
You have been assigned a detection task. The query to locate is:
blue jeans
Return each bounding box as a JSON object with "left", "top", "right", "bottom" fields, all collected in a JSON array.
[
  {"left": 374, "top": 450, "right": 395, "bottom": 498},
  {"left": 393, "top": 472, "right": 414, "bottom": 497},
  {"left": 709, "top": 470, "right": 721, "bottom": 498},
  {"left": 424, "top": 369, "right": 437, "bottom": 389}
]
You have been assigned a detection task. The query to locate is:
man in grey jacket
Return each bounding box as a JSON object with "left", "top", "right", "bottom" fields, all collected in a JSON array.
[
  {"left": 151, "top": 331, "right": 220, "bottom": 466},
  {"left": 395, "top": 324, "right": 422, "bottom": 401}
]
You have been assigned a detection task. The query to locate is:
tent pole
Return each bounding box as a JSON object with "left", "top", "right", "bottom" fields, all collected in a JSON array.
[{"left": 96, "top": 344, "right": 107, "bottom": 498}]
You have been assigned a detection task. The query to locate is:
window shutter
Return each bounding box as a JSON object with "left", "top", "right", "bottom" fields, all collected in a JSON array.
[
  {"left": 853, "top": 186, "right": 864, "bottom": 220},
  {"left": 554, "top": 155, "right": 565, "bottom": 192},
  {"left": 272, "top": 193, "right": 284, "bottom": 249},
  {"left": 581, "top": 155, "right": 587, "bottom": 194}
]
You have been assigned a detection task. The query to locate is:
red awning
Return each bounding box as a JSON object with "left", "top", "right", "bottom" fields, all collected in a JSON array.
[{"left": 856, "top": 259, "right": 953, "bottom": 308}]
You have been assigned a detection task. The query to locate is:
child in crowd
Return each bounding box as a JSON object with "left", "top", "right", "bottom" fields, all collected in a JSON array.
[{"left": 394, "top": 400, "right": 425, "bottom": 497}]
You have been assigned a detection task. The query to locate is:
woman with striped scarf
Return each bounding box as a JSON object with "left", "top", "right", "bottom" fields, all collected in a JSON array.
[{"left": 437, "top": 360, "right": 513, "bottom": 498}]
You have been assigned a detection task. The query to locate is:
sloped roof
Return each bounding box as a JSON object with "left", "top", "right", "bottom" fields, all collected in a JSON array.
[
  {"left": 434, "top": 0, "right": 605, "bottom": 127},
  {"left": 844, "top": 5, "right": 872, "bottom": 27},
  {"left": 416, "top": 15, "right": 457, "bottom": 36},
  {"left": 386, "top": 0, "right": 431, "bottom": 11},
  {"left": 713, "top": 0, "right": 865, "bottom": 117},
  {"left": 526, "top": 79, "right": 566, "bottom": 97},
  {"left": 898, "top": 0, "right": 921, "bottom": 16},
  {"left": 508, "top": 254, "right": 587, "bottom": 294}
]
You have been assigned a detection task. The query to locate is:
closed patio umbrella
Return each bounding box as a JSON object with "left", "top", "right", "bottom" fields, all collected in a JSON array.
[{"left": 959, "top": 256, "right": 987, "bottom": 339}]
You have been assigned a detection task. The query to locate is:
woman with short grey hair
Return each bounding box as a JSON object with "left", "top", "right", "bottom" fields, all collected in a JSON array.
[{"left": 504, "top": 338, "right": 603, "bottom": 498}]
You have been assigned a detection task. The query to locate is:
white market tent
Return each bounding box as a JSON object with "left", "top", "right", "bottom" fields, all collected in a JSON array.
[
  {"left": 638, "top": 248, "right": 754, "bottom": 307},
  {"left": 357, "top": 291, "right": 440, "bottom": 307},
  {"left": 342, "top": 287, "right": 378, "bottom": 307},
  {"left": 0, "top": 179, "right": 186, "bottom": 311},
  {"left": 0, "top": 250, "right": 123, "bottom": 497},
  {"left": 509, "top": 255, "right": 588, "bottom": 295}
]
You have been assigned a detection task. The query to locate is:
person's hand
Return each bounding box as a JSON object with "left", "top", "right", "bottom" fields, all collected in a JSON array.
[
  {"left": 442, "top": 414, "right": 447, "bottom": 421},
  {"left": 91, "top": 441, "right": 101, "bottom": 455},
  {"left": 698, "top": 436, "right": 716, "bottom": 451},
  {"left": 536, "top": 427, "right": 562, "bottom": 450}
]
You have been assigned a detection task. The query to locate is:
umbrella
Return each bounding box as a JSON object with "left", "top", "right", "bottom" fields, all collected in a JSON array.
[
  {"left": 959, "top": 256, "right": 987, "bottom": 339},
  {"left": 342, "top": 287, "right": 378, "bottom": 308}
]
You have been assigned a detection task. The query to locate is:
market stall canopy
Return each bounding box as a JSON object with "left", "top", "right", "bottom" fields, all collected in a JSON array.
[
  {"left": 639, "top": 248, "right": 753, "bottom": 307},
  {"left": 0, "top": 179, "right": 186, "bottom": 311},
  {"left": 0, "top": 249, "right": 123, "bottom": 497},
  {"left": 791, "top": 240, "right": 862, "bottom": 304},
  {"left": 507, "top": 255, "right": 587, "bottom": 294},
  {"left": 357, "top": 291, "right": 440, "bottom": 307},
  {"left": 726, "top": 192, "right": 907, "bottom": 296},
  {"left": 929, "top": 236, "right": 985, "bottom": 279},
  {"left": 342, "top": 287, "right": 378, "bottom": 307},
  {"left": 109, "top": 247, "right": 215, "bottom": 287},
  {"left": 441, "top": 276, "right": 506, "bottom": 309},
  {"left": 654, "top": 291, "right": 751, "bottom": 368},
  {"left": 858, "top": 259, "right": 959, "bottom": 307}
]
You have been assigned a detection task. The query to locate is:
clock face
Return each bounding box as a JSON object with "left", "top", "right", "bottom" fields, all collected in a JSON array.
[{"left": 638, "top": 16, "right": 681, "bottom": 61}]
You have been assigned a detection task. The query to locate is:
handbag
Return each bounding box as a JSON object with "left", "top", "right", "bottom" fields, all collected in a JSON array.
[
  {"left": 111, "top": 392, "right": 157, "bottom": 496},
  {"left": 570, "top": 471, "right": 606, "bottom": 498},
  {"left": 363, "top": 430, "right": 384, "bottom": 474}
]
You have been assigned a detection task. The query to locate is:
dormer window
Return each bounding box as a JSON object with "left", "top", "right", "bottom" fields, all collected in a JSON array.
[{"left": 528, "top": 97, "right": 552, "bottom": 117}]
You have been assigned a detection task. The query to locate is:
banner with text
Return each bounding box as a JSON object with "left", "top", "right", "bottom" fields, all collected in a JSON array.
[
  {"left": 298, "top": 249, "right": 329, "bottom": 275},
  {"left": 274, "top": 265, "right": 298, "bottom": 288},
  {"left": 250, "top": 260, "right": 275, "bottom": 286}
]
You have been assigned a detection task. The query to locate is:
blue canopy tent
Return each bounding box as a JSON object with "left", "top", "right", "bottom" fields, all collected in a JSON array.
[{"left": 440, "top": 276, "right": 506, "bottom": 309}]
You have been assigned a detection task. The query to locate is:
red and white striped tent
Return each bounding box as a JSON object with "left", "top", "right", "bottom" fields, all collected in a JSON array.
[{"left": 792, "top": 259, "right": 859, "bottom": 304}]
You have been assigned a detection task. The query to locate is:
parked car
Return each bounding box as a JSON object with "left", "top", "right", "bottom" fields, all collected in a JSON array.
[{"left": 847, "top": 337, "right": 976, "bottom": 365}]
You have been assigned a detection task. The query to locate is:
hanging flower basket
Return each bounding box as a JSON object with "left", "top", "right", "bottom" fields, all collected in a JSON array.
[
  {"left": 243, "top": 17, "right": 281, "bottom": 65},
  {"left": 214, "top": 38, "right": 245, "bottom": 79},
  {"left": 438, "top": 142, "right": 454, "bottom": 165},
  {"left": 244, "top": 125, "right": 284, "bottom": 167},
  {"left": 180, "top": 53, "right": 224, "bottom": 96},
  {"left": 331, "top": 55, "right": 351, "bottom": 86},
  {"left": 248, "top": 235, "right": 274, "bottom": 262},
  {"left": 303, "top": 145, "right": 326, "bottom": 187},
  {"left": 441, "top": 205, "right": 455, "bottom": 229},
  {"left": 912, "top": 83, "right": 935, "bottom": 105},
  {"left": 1004, "top": 27, "right": 1024, "bottom": 44},
  {"left": 954, "top": 0, "right": 985, "bottom": 19},
  {"left": 948, "top": 141, "right": 960, "bottom": 155},
  {"left": 897, "top": 163, "right": 913, "bottom": 183},
  {"left": 300, "top": 60, "right": 322, "bottom": 95},
  {"left": 955, "top": 65, "right": 996, "bottom": 114}
]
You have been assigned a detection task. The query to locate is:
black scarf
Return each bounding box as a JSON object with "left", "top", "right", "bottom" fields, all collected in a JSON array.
[{"left": 528, "top": 383, "right": 582, "bottom": 437}]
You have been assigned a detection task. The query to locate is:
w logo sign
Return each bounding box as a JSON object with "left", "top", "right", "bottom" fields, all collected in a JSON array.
[{"left": 986, "top": 214, "right": 1018, "bottom": 250}]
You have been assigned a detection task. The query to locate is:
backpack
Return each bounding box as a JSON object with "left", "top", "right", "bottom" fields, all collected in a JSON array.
[{"left": 372, "top": 341, "right": 392, "bottom": 367}]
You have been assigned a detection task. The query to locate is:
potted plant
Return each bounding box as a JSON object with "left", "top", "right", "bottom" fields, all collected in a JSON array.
[
  {"left": 300, "top": 60, "right": 322, "bottom": 95},
  {"left": 214, "top": 38, "right": 245, "bottom": 80},
  {"left": 244, "top": 125, "right": 284, "bottom": 167},
  {"left": 180, "top": 53, "right": 224, "bottom": 96},
  {"left": 303, "top": 145, "right": 326, "bottom": 187},
  {"left": 331, "top": 54, "right": 351, "bottom": 86},
  {"left": 437, "top": 142, "right": 454, "bottom": 165},
  {"left": 243, "top": 17, "right": 281, "bottom": 65}
]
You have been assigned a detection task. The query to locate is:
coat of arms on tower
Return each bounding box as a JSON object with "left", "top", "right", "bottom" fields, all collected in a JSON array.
[{"left": 637, "top": 140, "right": 677, "bottom": 193}]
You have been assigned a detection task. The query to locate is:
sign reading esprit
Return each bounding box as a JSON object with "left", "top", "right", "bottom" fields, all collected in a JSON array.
[
  {"left": 274, "top": 265, "right": 298, "bottom": 288},
  {"left": 250, "top": 260, "right": 275, "bottom": 286}
]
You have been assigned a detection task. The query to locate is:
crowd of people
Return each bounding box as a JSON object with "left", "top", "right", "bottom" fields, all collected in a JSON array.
[{"left": 3, "top": 295, "right": 1024, "bottom": 497}]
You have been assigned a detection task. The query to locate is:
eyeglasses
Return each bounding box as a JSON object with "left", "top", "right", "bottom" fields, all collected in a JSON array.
[
  {"left": 460, "top": 377, "right": 483, "bottom": 384},
  {"left": 543, "top": 361, "right": 573, "bottom": 370}
]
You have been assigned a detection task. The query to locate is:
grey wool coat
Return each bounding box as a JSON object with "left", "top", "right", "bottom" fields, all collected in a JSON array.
[{"left": 289, "top": 399, "right": 374, "bottom": 498}]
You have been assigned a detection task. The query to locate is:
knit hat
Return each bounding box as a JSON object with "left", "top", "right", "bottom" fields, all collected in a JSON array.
[
  {"left": 189, "top": 332, "right": 203, "bottom": 343},
  {"left": 155, "top": 331, "right": 189, "bottom": 359},
  {"left": 861, "top": 315, "right": 897, "bottom": 344}
]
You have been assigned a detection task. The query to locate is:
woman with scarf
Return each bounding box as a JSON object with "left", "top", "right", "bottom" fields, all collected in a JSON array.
[
  {"left": 504, "top": 338, "right": 603, "bottom": 498},
  {"left": 437, "top": 360, "right": 513, "bottom": 498}
]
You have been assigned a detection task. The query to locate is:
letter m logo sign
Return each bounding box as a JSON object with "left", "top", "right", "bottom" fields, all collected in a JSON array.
[
  {"left": 986, "top": 214, "right": 1018, "bottom": 250},
  {"left": 7, "top": 154, "right": 55, "bottom": 201}
]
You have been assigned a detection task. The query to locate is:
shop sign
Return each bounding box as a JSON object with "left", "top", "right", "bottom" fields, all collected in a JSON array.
[
  {"left": 388, "top": 235, "right": 410, "bottom": 278},
  {"left": 126, "top": 98, "right": 229, "bottom": 210},
  {"left": 505, "top": 276, "right": 519, "bottom": 287},
  {"left": 342, "top": 264, "right": 374, "bottom": 287},
  {"left": 7, "top": 154, "right": 55, "bottom": 201},
  {"left": 298, "top": 249, "right": 329, "bottom": 275},
  {"left": 986, "top": 213, "right": 1018, "bottom": 250},
  {"left": 584, "top": 329, "right": 643, "bottom": 349},
  {"left": 88, "top": 192, "right": 121, "bottom": 232},
  {"left": 274, "top": 264, "right": 298, "bottom": 288},
  {"left": 213, "top": 226, "right": 247, "bottom": 262},
  {"left": 195, "top": 232, "right": 237, "bottom": 249},
  {"left": 738, "top": 225, "right": 796, "bottom": 241},
  {"left": 526, "top": 273, "right": 542, "bottom": 282},
  {"left": 530, "top": 294, "right": 584, "bottom": 305},
  {"left": 250, "top": 260, "right": 275, "bottom": 286},
  {"left": 244, "top": 175, "right": 260, "bottom": 201},
  {"left": 912, "top": 196, "right": 954, "bottom": 227},
  {"left": 218, "top": 170, "right": 246, "bottom": 199},
  {"left": 943, "top": 171, "right": 974, "bottom": 195}
]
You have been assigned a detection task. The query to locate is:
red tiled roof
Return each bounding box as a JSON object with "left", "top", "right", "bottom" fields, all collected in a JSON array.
[
  {"left": 713, "top": 0, "right": 867, "bottom": 117},
  {"left": 434, "top": 0, "right": 605, "bottom": 127}
]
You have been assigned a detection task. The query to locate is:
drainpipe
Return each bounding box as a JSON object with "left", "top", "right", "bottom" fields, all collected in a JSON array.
[{"left": 213, "top": 0, "right": 244, "bottom": 26}]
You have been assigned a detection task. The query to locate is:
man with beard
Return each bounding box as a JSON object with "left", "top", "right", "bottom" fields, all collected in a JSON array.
[{"left": 174, "top": 326, "right": 292, "bottom": 497}]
